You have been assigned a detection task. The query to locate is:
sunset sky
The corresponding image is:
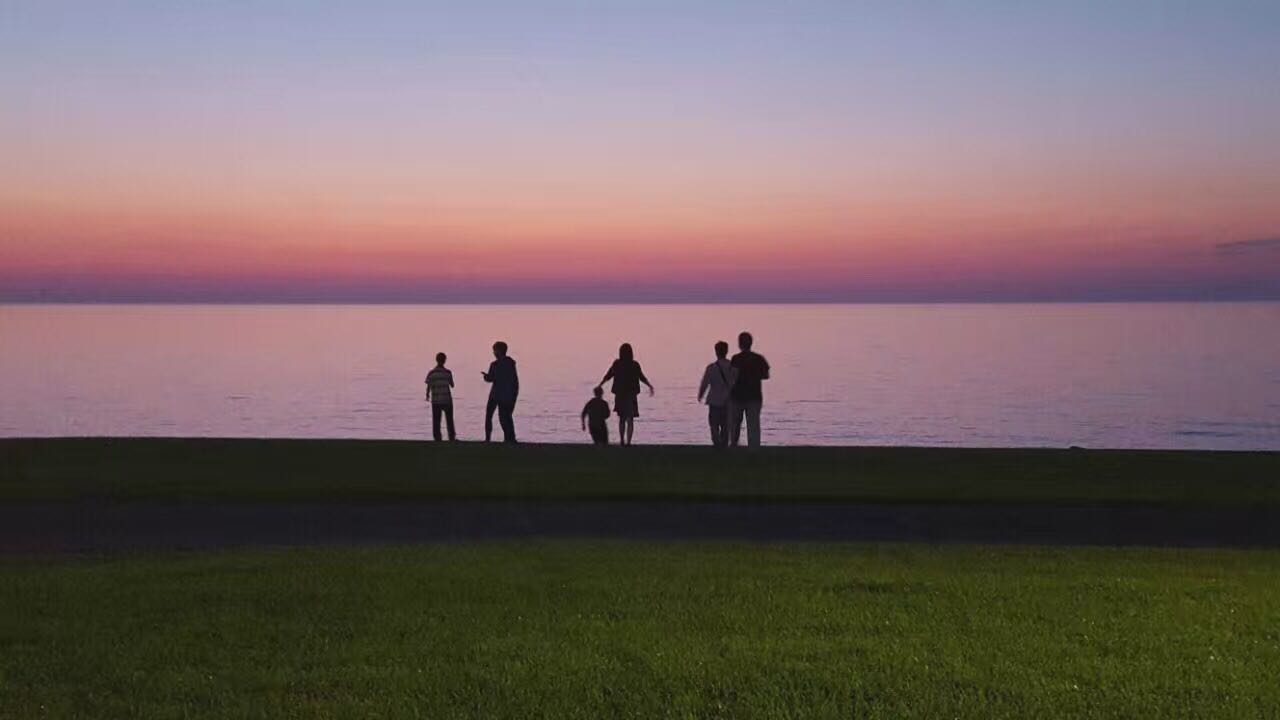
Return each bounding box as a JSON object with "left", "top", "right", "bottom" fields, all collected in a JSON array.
[{"left": 3, "top": 1, "right": 1279, "bottom": 302}]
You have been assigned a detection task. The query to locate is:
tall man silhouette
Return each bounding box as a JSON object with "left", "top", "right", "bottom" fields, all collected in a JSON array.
[
  {"left": 482, "top": 341, "right": 519, "bottom": 443},
  {"left": 729, "top": 331, "right": 770, "bottom": 447}
]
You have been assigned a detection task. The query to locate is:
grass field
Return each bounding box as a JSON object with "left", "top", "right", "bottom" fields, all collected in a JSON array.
[
  {"left": 4, "top": 439, "right": 1278, "bottom": 716},
  {"left": 2, "top": 437, "right": 1279, "bottom": 506},
  {"left": 2, "top": 542, "right": 1278, "bottom": 718}
]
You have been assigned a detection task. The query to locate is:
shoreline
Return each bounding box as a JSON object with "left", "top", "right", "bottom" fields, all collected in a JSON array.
[
  {"left": 5, "top": 434, "right": 1280, "bottom": 452},
  {"left": 3, "top": 437, "right": 1278, "bottom": 507},
  {"left": 4, "top": 438, "right": 1280, "bottom": 551}
]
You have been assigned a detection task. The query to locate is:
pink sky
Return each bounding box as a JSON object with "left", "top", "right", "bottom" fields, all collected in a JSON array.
[{"left": 3, "top": 2, "right": 1279, "bottom": 301}]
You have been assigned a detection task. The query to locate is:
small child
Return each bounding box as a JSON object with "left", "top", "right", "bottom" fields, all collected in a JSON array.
[
  {"left": 425, "top": 352, "right": 456, "bottom": 441},
  {"left": 581, "top": 386, "right": 611, "bottom": 445}
]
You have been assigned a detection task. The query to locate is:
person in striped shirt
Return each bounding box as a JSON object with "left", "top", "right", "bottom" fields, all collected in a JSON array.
[{"left": 424, "top": 352, "right": 456, "bottom": 441}]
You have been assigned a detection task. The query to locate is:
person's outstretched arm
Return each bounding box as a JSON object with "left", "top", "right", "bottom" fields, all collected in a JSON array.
[
  {"left": 697, "top": 366, "right": 710, "bottom": 402},
  {"left": 639, "top": 367, "right": 655, "bottom": 396},
  {"left": 597, "top": 364, "right": 616, "bottom": 389}
]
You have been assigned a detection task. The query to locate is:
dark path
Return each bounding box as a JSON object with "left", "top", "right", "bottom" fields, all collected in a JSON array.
[{"left": 4, "top": 501, "right": 1280, "bottom": 554}]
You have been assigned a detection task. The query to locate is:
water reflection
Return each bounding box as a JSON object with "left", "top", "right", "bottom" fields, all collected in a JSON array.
[{"left": 1, "top": 303, "right": 1277, "bottom": 449}]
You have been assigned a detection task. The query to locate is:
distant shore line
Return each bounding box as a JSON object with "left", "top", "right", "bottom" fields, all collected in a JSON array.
[
  {"left": 4, "top": 299, "right": 1280, "bottom": 306},
  {"left": 3, "top": 435, "right": 1278, "bottom": 453}
]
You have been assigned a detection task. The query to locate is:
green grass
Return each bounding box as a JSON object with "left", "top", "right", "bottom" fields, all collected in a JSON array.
[
  {"left": 2, "top": 437, "right": 1279, "bottom": 506},
  {"left": 2, "top": 542, "right": 1278, "bottom": 718}
]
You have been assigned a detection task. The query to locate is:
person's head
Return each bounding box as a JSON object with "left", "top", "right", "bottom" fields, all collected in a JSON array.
[
  {"left": 618, "top": 343, "right": 634, "bottom": 362},
  {"left": 593, "top": 386, "right": 604, "bottom": 398},
  {"left": 435, "top": 352, "right": 447, "bottom": 366},
  {"left": 492, "top": 341, "right": 508, "bottom": 358},
  {"left": 738, "top": 331, "right": 754, "bottom": 351},
  {"left": 714, "top": 340, "right": 729, "bottom": 359}
]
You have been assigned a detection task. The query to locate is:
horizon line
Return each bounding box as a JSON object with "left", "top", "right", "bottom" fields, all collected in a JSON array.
[{"left": 4, "top": 298, "right": 1279, "bottom": 307}]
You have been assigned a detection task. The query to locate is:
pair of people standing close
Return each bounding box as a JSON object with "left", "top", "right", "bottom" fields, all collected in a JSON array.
[
  {"left": 423, "top": 341, "right": 519, "bottom": 443},
  {"left": 698, "top": 332, "right": 770, "bottom": 447}
]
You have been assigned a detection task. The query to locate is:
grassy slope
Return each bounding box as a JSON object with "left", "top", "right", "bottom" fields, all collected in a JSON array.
[
  {"left": 2, "top": 437, "right": 1279, "bottom": 506},
  {"left": 2, "top": 542, "right": 1278, "bottom": 719}
]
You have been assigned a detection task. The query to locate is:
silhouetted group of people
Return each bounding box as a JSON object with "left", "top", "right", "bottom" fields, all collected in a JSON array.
[{"left": 425, "top": 332, "right": 770, "bottom": 447}]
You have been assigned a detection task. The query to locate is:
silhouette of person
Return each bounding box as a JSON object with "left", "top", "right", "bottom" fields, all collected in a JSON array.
[
  {"left": 697, "top": 340, "right": 737, "bottom": 448},
  {"left": 425, "top": 351, "right": 456, "bottom": 441},
  {"left": 729, "top": 331, "right": 770, "bottom": 447},
  {"left": 482, "top": 341, "right": 519, "bottom": 443},
  {"left": 596, "top": 342, "right": 653, "bottom": 447},
  {"left": 581, "top": 386, "right": 611, "bottom": 446}
]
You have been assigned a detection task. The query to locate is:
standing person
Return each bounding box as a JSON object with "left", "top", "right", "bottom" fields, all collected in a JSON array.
[
  {"left": 482, "top": 341, "right": 519, "bottom": 443},
  {"left": 581, "top": 386, "right": 611, "bottom": 446},
  {"left": 729, "top": 331, "right": 770, "bottom": 447},
  {"left": 424, "top": 352, "right": 456, "bottom": 441},
  {"left": 596, "top": 343, "right": 654, "bottom": 447},
  {"left": 697, "top": 340, "right": 737, "bottom": 448}
]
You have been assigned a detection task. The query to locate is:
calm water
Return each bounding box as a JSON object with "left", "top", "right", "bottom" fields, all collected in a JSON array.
[{"left": 2, "top": 303, "right": 1278, "bottom": 450}]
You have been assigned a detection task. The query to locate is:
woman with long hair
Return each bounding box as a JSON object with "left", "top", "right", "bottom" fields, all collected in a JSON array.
[{"left": 596, "top": 342, "right": 654, "bottom": 446}]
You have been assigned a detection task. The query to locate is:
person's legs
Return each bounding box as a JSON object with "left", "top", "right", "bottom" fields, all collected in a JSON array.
[
  {"left": 624, "top": 418, "right": 635, "bottom": 446},
  {"left": 617, "top": 418, "right": 626, "bottom": 446},
  {"left": 590, "top": 424, "right": 608, "bottom": 445},
  {"left": 431, "top": 404, "right": 443, "bottom": 441},
  {"left": 443, "top": 404, "right": 456, "bottom": 441},
  {"left": 729, "top": 402, "right": 745, "bottom": 446},
  {"left": 484, "top": 398, "right": 497, "bottom": 442},
  {"left": 498, "top": 401, "right": 516, "bottom": 443},
  {"left": 746, "top": 401, "right": 762, "bottom": 447},
  {"left": 709, "top": 405, "right": 728, "bottom": 447}
]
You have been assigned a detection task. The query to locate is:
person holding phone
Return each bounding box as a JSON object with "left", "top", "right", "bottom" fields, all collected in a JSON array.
[{"left": 482, "top": 341, "right": 519, "bottom": 443}]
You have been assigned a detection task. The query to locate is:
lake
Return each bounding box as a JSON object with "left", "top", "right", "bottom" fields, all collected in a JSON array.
[{"left": 2, "top": 303, "right": 1277, "bottom": 450}]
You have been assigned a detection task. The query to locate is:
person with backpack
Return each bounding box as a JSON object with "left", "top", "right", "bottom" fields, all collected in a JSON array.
[{"left": 697, "top": 340, "right": 737, "bottom": 448}]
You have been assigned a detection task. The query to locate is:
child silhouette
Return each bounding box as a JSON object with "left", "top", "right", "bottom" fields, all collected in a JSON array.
[{"left": 581, "top": 386, "right": 611, "bottom": 446}]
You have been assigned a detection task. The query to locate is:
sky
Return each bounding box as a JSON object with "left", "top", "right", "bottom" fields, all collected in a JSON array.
[{"left": 2, "top": 0, "right": 1279, "bottom": 302}]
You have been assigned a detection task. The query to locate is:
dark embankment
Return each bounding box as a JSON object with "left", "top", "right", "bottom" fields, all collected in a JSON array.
[{"left": 2, "top": 437, "right": 1277, "bottom": 506}]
